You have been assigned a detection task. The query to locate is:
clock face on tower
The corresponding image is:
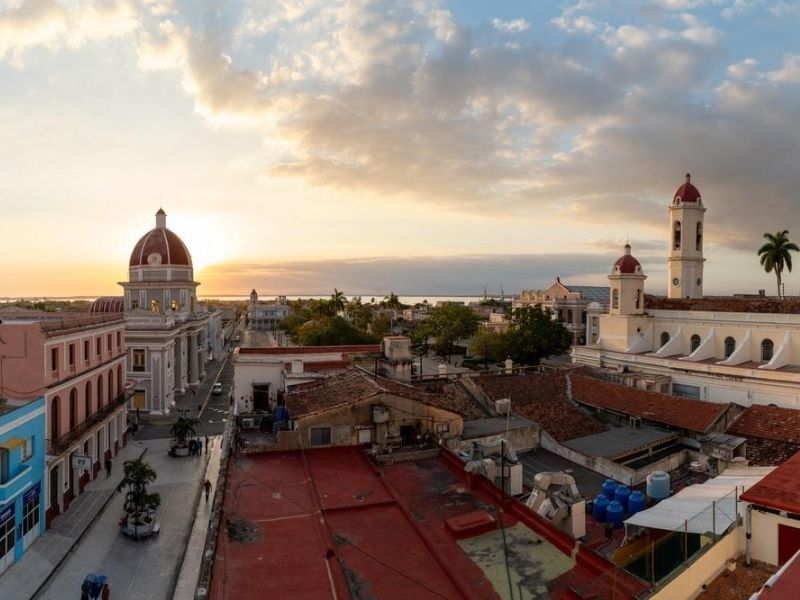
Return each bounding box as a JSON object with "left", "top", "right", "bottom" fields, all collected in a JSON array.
[
  {"left": 672, "top": 277, "right": 680, "bottom": 287},
  {"left": 147, "top": 253, "right": 163, "bottom": 265}
]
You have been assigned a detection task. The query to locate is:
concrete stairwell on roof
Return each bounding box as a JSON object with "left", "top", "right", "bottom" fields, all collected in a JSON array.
[{"left": 457, "top": 376, "right": 496, "bottom": 417}]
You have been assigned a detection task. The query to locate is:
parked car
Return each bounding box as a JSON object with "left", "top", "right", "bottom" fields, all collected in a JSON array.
[{"left": 212, "top": 382, "right": 223, "bottom": 395}]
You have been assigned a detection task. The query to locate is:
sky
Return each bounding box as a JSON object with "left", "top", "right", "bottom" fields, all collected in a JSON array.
[{"left": 1, "top": 0, "right": 800, "bottom": 298}]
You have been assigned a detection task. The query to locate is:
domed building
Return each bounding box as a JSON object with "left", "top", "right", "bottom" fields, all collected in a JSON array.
[
  {"left": 117, "top": 209, "right": 220, "bottom": 413},
  {"left": 574, "top": 174, "right": 800, "bottom": 412}
]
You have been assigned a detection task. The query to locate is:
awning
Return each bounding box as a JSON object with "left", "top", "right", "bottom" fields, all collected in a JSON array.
[
  {"left": 625, "top": 468, "right": 774, "bottom": 536},
  {"left": 0, "top": 437, "right": 25, "bottom": 450}
]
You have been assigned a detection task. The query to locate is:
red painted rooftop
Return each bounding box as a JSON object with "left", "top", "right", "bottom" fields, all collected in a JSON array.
[
  {"left": 673, "top": 173, "right": 701, "bottom": 203},
  {"left": 730, "top": 405, "right": 800, "bottom": 444},
  {"left": 238, "top": 345, "right": 381, "bottom": 355},
  {"left": 571, "top": 374, "right": 728, "bottom": 433},
  {"left": 740, "top": 450, "right": 800, "bottom": 514},
  {"left": 754, "top": 550, "right": 800, "bottom": 599},
  {"left": 210, "top": 446, "right": 647, "bottom": 600},
  {"left": 129, "top": 226, "right": 192, "bottom": 267}
]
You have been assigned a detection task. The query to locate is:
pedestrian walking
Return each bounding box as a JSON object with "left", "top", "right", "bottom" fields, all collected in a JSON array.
[
  {"left": 204, "top": 478, "right": 212, "bottom": 502},
  {"left": 101, "top": 583, "right": 110, "bottom": 600},
  {"left": 105, "top": 457, "right": 112, "bottom": 478},
  {"left": 204, "top": 435, "right": 209, "bottom": 453}
]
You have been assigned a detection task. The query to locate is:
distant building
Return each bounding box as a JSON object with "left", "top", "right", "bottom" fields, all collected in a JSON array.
[
  {"left": 574, "top": 175, "right": 800, "bottom": 410},
  {"left": 0, "top": 311, "right": 128, "bottom": 529},
  {"left": 514, "top": 279, "right": 609, "bottom": 344},
  {"left": 0, "top": 398, "right": 46, "bottom": 575},
  {"left": 247, "top": 290, "right": 289, "bottom": 331}
]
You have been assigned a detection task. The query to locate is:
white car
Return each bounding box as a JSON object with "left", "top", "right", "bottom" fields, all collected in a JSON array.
[{"left": 212, "top": 382, "right": 223, "bottom": 395}]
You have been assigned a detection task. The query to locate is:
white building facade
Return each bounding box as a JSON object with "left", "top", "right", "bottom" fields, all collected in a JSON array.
[{"left": 573, "top": 175, "right": 800, "bottom": 410}]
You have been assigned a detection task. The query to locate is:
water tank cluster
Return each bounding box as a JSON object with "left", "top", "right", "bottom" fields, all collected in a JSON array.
[{"left": 592, "top": 478, "right": 650, "bottom": 529}]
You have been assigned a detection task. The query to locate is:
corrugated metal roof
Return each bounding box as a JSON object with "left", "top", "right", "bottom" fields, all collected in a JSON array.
[{"left": 563, "top": 285, "right": 610, "bottom": 304}]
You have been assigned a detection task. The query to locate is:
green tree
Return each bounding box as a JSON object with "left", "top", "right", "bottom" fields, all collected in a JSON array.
[
  {"left": 758, "top": 230, "right": 799, "bottom": 298},
  {"left": 170, "top": 416, "right": 200, "bottom": 447},
  {"left": 117, "top": 457, "right": 161, "bottom": 536},
  {"left": 505, "top": 305, "right": 572, "bottom": 365},
  {"left": 421, "top": 304, "right": 480, "bottom": 361},
  {"left": 381, "top": 292, "right": 404, "bottom": 310},
  {"left": 330, "top": 288, "right": 347, "bottom": 313},
  {"left": 371, "top": 314, "right": 392, "bottom": 338},
  {"left": 469, "top": 327, "right": 507, "bottom": 368},
  {"left": 298, "top": 316, "right": 378, "bottom": 345}
]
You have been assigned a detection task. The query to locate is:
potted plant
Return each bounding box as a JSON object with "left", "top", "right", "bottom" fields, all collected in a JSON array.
[
  {"left": 170, "top": 416, "right": 200, "bottom": 457},
  {"left": 117, "top": 457, "right": 161, "bottom": 539}
]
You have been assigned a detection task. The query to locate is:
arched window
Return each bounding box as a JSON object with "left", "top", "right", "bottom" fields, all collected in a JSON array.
[
  {"left": 660, "top": 332, "right": 670, "bottom": 347},
  {"left": 51, "top": 396, "right": 60, "bottom": 441},
  {"left": 724, "top": 336, "right": 736, "bottom": 359},
  {"left": 761, "top": 339, "right": 774, "bottom": 362},
  {"left": 117, "top": 364, "right": 123, "bottom": 395},
  {"left": 673, "top": 221, "right": 682, "bottom": 249},
  {"left": 696, "top": 222, "right": 703, "bottom": 251},
  {"left": 150, "top": 299, "right": 160, "bottom": 313},
  {"left": 85, "top": 381, "right": 92, "bottom": 421},
  {"left": 635, "top": 289, "right": 642, "bottom": 310},
  {"left": 108, "top": 369, "right": 114, "bottom": 401},
  {"left": 98, "top": 374, "right": 104, "bottom": 409},
  {"left": 612, "top": 289, "right": 619, "bottom": 309},
  {"left": 69, "top": 388, "right": 78, "bottom": 429},
  {"left": 690, "top": 334, "right": 701, "bottom": 353}
]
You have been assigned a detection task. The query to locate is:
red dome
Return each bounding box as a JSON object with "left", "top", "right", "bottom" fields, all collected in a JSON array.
[
  {"left": 673, "top": 173, "right": 701, "bottom": 204},
  {"left": 129, "top": 210, "right": 192, "bottom": 267},
  {"left": 613, "top": 244, "right": 642, "bottom": 274}
]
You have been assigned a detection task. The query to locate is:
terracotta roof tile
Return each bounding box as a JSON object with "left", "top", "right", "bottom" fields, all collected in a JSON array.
[
  {"left": 645, "top": 295, "right": 800, "bottom": 313},
  {"left": 570, "top": 375, "right": 727, "bottom": 434},
  {"left": 239, "top": 345, "right": 380, "bottom": 355},
  {"left": 476, "top": 372, "right": 606, "bottom": 442},
  {"left": 730, "top": 405, "right": 800, "bottom": 444},
  {"left": 740, "top": 450, "right": 800, "bottom": 513},
  {"left": 285, "top": 371, "right": 474, "bottom": 419}
]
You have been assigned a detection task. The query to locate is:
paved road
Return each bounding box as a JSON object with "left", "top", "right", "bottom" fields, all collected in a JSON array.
[{"left": 36, "top": 439, "right": 213, "bottom": 600}]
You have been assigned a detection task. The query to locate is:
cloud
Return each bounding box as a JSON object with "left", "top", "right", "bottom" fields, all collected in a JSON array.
[{"left": 491, "top": 18, "right": 530, "bottom": 33}]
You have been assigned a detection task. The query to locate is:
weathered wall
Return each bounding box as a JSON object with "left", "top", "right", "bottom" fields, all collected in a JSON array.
[{"left": 750, "top": 508, "right": 800, "bottom": 565}]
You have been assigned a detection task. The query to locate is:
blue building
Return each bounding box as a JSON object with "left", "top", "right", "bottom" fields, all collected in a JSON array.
[{"left": 0, "top": 398, "right": 46, "bottom": 575}]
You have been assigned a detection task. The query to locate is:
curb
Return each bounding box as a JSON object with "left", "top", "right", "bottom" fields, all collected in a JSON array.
[{"left": 30, "top": 446, "right": 148, "bottom": 600}]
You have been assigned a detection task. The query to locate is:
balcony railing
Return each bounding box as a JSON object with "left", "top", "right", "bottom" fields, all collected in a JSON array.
[{"left": 46, "top": 391, "right": 129, "bottom": 456}]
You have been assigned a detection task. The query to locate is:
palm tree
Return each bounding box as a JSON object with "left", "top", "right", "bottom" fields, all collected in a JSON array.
[
  {"left": 330, "top": 288, "right": 347, "bottom": 313},
  {"left": 758, "top": 230, "right": 799, "bottom": 298},
  {"left": 170, "top": 416, "right": 200, "bottom": 447},
  {"left": 117, "top": 457, "right": 161, "bottom": 538}
]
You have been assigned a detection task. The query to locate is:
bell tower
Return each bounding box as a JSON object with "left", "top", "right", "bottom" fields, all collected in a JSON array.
[{"left": 667, "top": 174, "right": 706, "bottom": 299}]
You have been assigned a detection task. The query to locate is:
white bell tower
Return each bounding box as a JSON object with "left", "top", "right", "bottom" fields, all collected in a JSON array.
[{"left": 667, "top": 174, "right": 706, "bottom": 299}]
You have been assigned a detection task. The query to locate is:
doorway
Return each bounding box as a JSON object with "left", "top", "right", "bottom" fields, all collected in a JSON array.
[
  {"left": 253, "top": 384, "right": 270, "bottom": 412},
  {"left": 399, "top": 424, "right": 419, "bottom": 447}
]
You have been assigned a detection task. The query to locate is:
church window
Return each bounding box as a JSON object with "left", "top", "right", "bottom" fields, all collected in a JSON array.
[
  {"left": 660, "top": 332, "right": 670, "bottom": 347},
  {"left": 612, "top": 289, "right": 619, "bottom": 309},
  {"left": 171, "top": 299, "right": 180, "bottom": 311},
  {"left": 696, "top": 222, "right": 703, "bottom": 251},
  {"left": 131, "top": 298, "right": 139, "bottom": 309},
  {"left": 133, "top": 349, "right": 146, "bottom": 372},
  {"left": 724, "top": 336, "right": 736, "bottom": 359},
  {"left": 635, "top": 289, "right": 641, "bottom": 309},
  {"left": 150, "top": 299, "right": 160, "bottom": 313},
  {"left": 690, "top": 334, "right": 701, "bottom": 353},
  {"left": 761, "top": 339, "right": 774, "bottom": 362},
  {"left": 673, "top": 221, "right": 682, "bottom": 249}
]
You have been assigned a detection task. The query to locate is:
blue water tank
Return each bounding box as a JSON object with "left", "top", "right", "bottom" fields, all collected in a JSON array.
[
  {"left": 615, "top": 485, "right": 631, "bottom": 513},
  {"left": 647, "top": 471, "right": 671, "bottom": 501},
  {"left": 592, "top": 494, "right": 610, "bottom": 522},
  {"left": 606, "top": 501, "right": 624, "bottom": 529},
  {"left": 275, "top": 405, "right": 288, "bottom": 421},
  {"left": 602, "top": 479, "right": 618, "bottom": 499},
  {"left": 628, "top": 490, "right": 646, "bottom": 516}
]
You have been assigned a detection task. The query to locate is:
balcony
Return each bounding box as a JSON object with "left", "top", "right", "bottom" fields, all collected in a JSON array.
[
  {"left": 46, "top": 391, "right": 128, "bottom": 456},
  {"left": 0, "top": 462, "right": 33, "bottom": 503}
]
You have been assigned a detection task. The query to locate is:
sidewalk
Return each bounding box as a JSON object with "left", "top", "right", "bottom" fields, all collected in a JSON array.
[
  {"left": 172, "top": 435, "right": 224, "bottom": 600},
  {"left": 0, "top": 440, "right": 148, "bottom": 600}
]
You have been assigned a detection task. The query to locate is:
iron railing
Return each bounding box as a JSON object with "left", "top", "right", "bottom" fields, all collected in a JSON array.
[{"left": 46, "top": 391, "right": 129, "bottom": 455}]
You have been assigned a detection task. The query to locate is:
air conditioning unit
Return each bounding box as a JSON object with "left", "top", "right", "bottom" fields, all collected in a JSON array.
[
  {"left": 373, "top": 405, "right": 389, "bottom": 424},
  {"left": 495, "top": 399, "right": 510, "bottom": 415},
  {"left": 241, "top": 418, "right": 255, "bottom": 429},
  {"left": 629, "top": 416, "right": 641, "bottom": 428}
]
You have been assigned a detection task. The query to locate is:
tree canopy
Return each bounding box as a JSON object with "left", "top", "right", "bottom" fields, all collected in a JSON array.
[
  {"left": 420, "top": 304, "right": 481, "bottom": 359},
  {"left": 758, "top": 230, "right": 799, "bottom": 298}
]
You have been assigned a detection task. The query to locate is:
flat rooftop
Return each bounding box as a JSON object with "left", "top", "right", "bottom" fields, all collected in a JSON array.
[
  {"left": 462, "top": 415, "right": 537, "bottom": 439},
  {"left": 563, "top": 427, "right": 678, "bottom": 460},
  {"left": 211, "top": 447, "right": 647, "bottom": 599}
]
